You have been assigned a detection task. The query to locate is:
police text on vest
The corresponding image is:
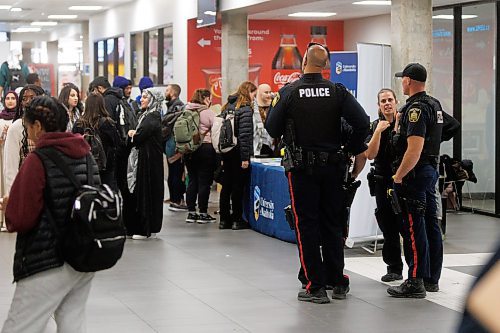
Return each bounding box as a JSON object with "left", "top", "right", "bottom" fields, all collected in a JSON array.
[{"left": 299, "top": 88, "right": 331, "bottom": 98}]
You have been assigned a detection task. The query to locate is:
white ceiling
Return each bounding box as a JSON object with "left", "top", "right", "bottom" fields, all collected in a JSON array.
[
  {"left": 0, "top": 0, "right": 484, "bottom": 34},
  {"left": 248, "top": 0, "right": 482, "bottom": 20},
  {"left": 0, "top": 0, "right": 134, "bottom": 33}
]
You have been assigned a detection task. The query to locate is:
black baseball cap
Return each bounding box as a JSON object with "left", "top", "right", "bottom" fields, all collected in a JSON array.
[{"left": 394, "top": 63, "right": 427, "bottom": 82}]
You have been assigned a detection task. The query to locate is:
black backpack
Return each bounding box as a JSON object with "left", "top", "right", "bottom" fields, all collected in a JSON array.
[
  {"left": 34, "top": 148, "right": 126, "bottom": 273},
  {"left": 82, "top": 125, "right": 107, "bottom": 171},
  {"left": 3, "top": 61, "right": 26, "bottom": 90}
]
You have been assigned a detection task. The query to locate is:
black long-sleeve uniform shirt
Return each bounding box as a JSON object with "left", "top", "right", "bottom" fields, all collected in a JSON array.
[{"left": 265, "top": 73, "right": 369, "bottom": 156}]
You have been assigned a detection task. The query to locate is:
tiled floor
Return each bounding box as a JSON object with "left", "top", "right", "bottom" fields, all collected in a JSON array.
[{"left": 0, "top": 205, "right": 499, "bottom": 333}]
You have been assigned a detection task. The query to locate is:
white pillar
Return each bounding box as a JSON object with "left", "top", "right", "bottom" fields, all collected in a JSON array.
[
  {"left": 391, "top": 0, "right": 433, "bottom": 97},
  {"left": 221, "top": 11, "right": 248, "bottom": 103}
]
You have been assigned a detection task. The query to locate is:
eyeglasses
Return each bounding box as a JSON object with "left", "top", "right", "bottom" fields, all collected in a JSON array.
[{"left": 307, "top": 42, "right": 330, "bottom": 55}]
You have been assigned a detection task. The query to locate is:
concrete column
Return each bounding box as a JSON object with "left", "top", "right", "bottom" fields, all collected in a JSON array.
[
  {"left": 221, "top": 11, "right": 248, "bottom": 103},
  {"left": 81, "top": 21, "right": 90, "bottom": 99},
  {"left": 391, "top": 0, "right": 433, "bottom": 98},
  {"left": 47, "top": 41, "right": 58, "bottom": 95}
]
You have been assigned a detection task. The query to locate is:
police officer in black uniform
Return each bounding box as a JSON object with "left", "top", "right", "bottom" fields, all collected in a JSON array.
[
  {"left": 388, "top": 63, "right": 443, "bottom": 298},
  {"left": 365, "top": 88, "right": 404, "bottom": 282},
  {"left": 265, "top": 44, "right": 370, "bottom": 304}
]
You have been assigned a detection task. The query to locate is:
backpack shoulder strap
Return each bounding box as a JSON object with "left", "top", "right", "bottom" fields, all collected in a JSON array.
[{"left": 34, "top": 147, "right": 86, "bottom": 188}]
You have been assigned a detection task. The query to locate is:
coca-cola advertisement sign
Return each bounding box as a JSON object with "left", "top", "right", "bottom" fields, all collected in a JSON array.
[
  {"left": 272, "top": 70, "right": 302, "bottom": 89},
  {"left": 188, "top": 19, "right": 343, "bottom": 104}
]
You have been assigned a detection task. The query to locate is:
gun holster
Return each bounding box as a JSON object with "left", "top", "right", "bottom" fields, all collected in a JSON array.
[{"left": 284, "top": 205, "right": 295, "bottom": 230}]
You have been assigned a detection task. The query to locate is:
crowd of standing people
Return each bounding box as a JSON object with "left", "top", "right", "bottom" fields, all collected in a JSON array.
[{"left": 1, "top": 43, "right": 490, "bottom": 331}]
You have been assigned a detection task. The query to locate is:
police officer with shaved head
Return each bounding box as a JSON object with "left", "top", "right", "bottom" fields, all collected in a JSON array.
[
  {"left": 388, "top": 63, "right": 444, "bottom": 298},
  {"left": 265, "top": 43, "right": 370, "bottom": 304}
]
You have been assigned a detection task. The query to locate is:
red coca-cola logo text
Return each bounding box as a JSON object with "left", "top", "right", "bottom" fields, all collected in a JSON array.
[{"left": 273, "top": 71, "right": 301, "bottom": 85}]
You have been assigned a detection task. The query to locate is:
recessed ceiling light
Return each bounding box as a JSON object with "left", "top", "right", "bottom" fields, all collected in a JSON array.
[
  {"left": 13, "top": 27, "right": 42, "bottom": 33},
  {"left": 0, "top": 5, "right": 12, "bottom": 10},
  {"left": 48, "top": 14, "right": 78, "bottom": 19},
  {"left": 353, "top": 1, "right": 391, "bottom": 5},
  {"left": 432, "top": 14, "right": 477, "bottom": 20},
  {"left": 68, "top": 6, "right": 103, "bottom": 11},
  {"left": 10, "top": 7, "right": 22, "bottom": 12},
  {"left": 31, "top": 21, "right": 58, "bottom": 26},
  {"left": 288, "top": 12, "right": 336, "bottom": 17}
]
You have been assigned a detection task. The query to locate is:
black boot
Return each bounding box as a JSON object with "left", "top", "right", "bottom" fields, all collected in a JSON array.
[
  {"left": 387, "top": 278, "right": 426, "bottom": 298},
  {"left": 232, "top": 220, "right": 250, "bottom": 230},
  {"left": 219, "top": 217, "right": 232, "bottom": 229}
]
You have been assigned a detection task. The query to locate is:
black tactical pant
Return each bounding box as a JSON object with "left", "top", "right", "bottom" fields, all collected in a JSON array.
[
  {"left": 374, "top": 176, "right": 403, "bottom": 275},
  {"left": 287, "top": 164, "right": 349, "bottom": 292}
]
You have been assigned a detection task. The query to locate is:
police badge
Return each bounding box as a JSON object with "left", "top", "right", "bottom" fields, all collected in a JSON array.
[{"left": 408, "top": 108, "right": 421, "bottom": 123}]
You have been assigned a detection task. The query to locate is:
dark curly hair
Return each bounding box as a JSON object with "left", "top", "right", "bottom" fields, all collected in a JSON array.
[{"left": 24, "top": 96, "right": 69, "bottom": 133}]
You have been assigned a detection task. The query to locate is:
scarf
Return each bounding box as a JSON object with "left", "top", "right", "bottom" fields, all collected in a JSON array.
[{"left": 0, "top": 91, "right": 19, "bottom": 120}]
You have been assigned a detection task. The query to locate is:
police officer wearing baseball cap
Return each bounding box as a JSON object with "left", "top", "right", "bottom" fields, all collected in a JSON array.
[
  {"left": 265, "top": 44, "right": 370, "bottom": 304},
  {"left": 388, "top": 62, "right": 444, "bottom": 298}
]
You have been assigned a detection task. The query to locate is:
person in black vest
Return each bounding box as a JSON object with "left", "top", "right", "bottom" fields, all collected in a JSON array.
[
  {"left": 0, "top": 96, "right": 100, "bottom": 332},
  {"left": 365, "top": 88, "right": 404, "bottom": 282},
  {"left": 388, "top": 63, "right": 444, "bottom": 298},
  {"left": 265, "top": 44, "right": 369, "bottom": 303}
]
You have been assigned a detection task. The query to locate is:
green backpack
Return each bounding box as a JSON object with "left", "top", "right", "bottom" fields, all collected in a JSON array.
[{"left": 173, "top": 107, "right": 202, "bottom": 154}]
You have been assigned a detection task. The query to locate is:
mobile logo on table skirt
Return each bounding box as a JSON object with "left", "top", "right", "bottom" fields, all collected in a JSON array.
[
  {"left": 254, "top": 186, "right": 261, "bottom": 220},
  {"left": 253, "top": 186, "right": 275, "bottom": 221}
]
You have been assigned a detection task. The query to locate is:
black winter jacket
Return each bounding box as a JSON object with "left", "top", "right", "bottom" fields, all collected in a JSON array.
[
  {"left": 225, "top": 94, "right": 253, "bottom": 161},
  {"left": 103, "top": 87, "right": 124, "bottom": 122}
]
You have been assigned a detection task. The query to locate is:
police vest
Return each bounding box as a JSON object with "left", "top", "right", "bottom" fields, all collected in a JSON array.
[
  {"left": 399, "top": 94, "right": 443, "bottom": 166},
  {"left": 285, "top": 80, "right": 343, "bottom": 152}
]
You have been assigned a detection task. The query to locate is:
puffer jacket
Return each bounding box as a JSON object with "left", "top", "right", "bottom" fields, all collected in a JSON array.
[
  {"left": 236, "top": 105, "right": 253, "bottom": 161},
  {"left": 6, "top": 132, "right": 100, "bottom": 281},
  {"left": 228, "top": 95, "right": 253, "bottom": 162}
]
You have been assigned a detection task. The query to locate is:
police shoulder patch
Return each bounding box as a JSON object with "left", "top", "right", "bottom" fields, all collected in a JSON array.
[
  {"left": 408, "top": 108, "right": 421, "bottom": 123},
  {"left": 271, "top": 92, "right": 280, "bottom": 107}
]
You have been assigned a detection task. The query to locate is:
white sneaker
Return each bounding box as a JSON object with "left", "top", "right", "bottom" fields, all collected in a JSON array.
[
  {"left": 0, "top": 226, "right": 7, "bottom": 232},
  {"left": 132, "top": 234, "right": 148, "bottom": 240}
]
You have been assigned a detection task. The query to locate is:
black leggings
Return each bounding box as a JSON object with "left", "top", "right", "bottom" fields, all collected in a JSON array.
[
  {"left": 185, "top": 143, "right": 216, "bottom": 213},
  {"left": 219, "top": 148, "right": 249, "bottom": 221}
]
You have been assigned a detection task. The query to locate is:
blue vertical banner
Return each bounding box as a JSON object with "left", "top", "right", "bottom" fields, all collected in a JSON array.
[{"left": 330, "top": 52, "right": 358, "bottom": 97}]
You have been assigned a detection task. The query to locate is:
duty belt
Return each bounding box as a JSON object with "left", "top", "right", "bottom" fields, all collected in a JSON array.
[{"left": 304, "top": 150, "right": 345, "bottom": 167}]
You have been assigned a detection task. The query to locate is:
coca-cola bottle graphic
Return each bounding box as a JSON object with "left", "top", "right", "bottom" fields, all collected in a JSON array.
[
  {"left": 271, "top": 33, "right": 302, "bottom": 90},
  {"left": 310, "top": 26, "right": 331, "bottom": 79}
]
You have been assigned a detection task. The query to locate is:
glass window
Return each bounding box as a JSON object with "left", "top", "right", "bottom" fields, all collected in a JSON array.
[
  {"left": 131, "top": 33, "right": 144, "bottom": 85},
  {"left": 107, "top": 38, "right": 115, "bottom": 82},
  {"left": 148, "top": 30, "right": 159, "bottom": 84},
  {"left": 118, "top": 36, "right": 125, "bottom": 76},
  {"left": 163, "top": 26, "right": 173, "bottom": 84},
  {"left": 432, "top": 9, "right": 454, "bottom": 157},
  {"left": 97, "top": 40, "right": 104, "bottom": 76},
  {"left": 461, "top": 3, "right": 496, "bottom": 212}
]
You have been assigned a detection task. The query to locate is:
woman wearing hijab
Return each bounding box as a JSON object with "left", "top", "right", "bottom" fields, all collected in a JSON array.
[
  {"left": 58, "top": 84, "right": 83, "bottom": 132},
  {"left": 3, "top": 85, "right": 45, "bottom": 201},
  {"left": 0, "top": 91, "right": 18, "bottom": 231},
  {"left": 126, "top": 88, "right": 164, "bottom": 240}
]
